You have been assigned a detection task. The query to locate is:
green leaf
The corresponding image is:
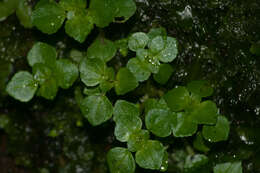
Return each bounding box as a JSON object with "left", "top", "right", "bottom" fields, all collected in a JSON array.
[
  {"left": 59, "top": 0, "right": 86, "bottom": 11},
  {"left": 193, "top": 132, "right": 210, "bottom": 152},
  {"left": 155, "top": 36, "right": 178, "bottom": 63},
  {"left": 107, "top": 147, "right": 135, "bottom": 173},
  {"left": 56, "top": 59, "right": 79, "bottom": 89},
  {"left": 148, "top": 36, "right": 165, "bottom": 54},
  {"left": 184, "top": 154, "right": 208, "bottom": 171},
  {"left": 128, "top": 32, "right": 149, "bottom": 52},
  {"left": 136, "top": 48, "right": 148, "bottom": 61},
  {"left": 16, "top": 0, "right": 33, "bottom": 28},
  {"left": 164, "top": 86, "right": 190, "bottom": 112},
  {"left": 147, "top": 27, "right": 167, "bottom": 40},
  {"left": 187, "top": 80, "right": 213, "bottom": 98},
  {"left": 202, "top": 115, "right": 230, "bottom": 142},
  {"left": 83, "top": 86, "right": 101, "bottom": 96},
  {"left": 127, "top": 130, "right": 150, "bottom": 152},
  {"left": 114, "top": 0, "right": 136, "bottom": 22},
  {"left": 136, "top": 140, "right": 165, "bottom": 170},
  {"left": 87, "top": 36, "right": 117, "bottom": 62},
  {"left": 37, "top": 77, "right": 58, "bottom": 100},
  {"left": 32, "top": 1, "right": 66, "bottom": 34},
  {"left": 79, "top": 58, "right": 106, "bottom": 87},
  {"left": 113, "top": 100, "right": 142, "bottom": 142},
  {"left": 144, "top": 98, "right": 169, "bottom": 114},
  {"left": 145, "top": 109, "right": 177, "bottom": 137},
  {"left": 32, "top": 63, "right": 52, "bottom": 85},
  {"left": 250, "top": 42, "right": 260, "bottom": 56},
  {"left": 160, "top": 151, "right": 168, "bottom": 172},
  {"left": 126, "top": 58, "right": 151, "bottom": 82},
  {"left": 172, "top": 112, "right": 198, "bottom": 137},
  {"left": 115, "top": 68, "right": 138, "bottom": 95},
  {"left": 153, "top": 64, "right": 174, "bottom": 84},
  {"left": 27, "top": 42, "right": 57, "bottom": 67},
  {"left": 65, "top": 10, "right": 94, "bottom": 43},
  {"left": 80, "top": 95, "right": 113, "bottom": 126},
  {"left": 69, "top": 49, "right": 84, "bottom": 63},
  {"left": 0, "top": 0, "right": 18, "bottom": 21},
  {"left": 6, "top": 71, "right": 38, "bottom": 102},
  {"left": 190, "top": 101, "right": 218, "bottom": 125},
  {"left": 213, "top": 162, "right": 242, "bottom": 173}
]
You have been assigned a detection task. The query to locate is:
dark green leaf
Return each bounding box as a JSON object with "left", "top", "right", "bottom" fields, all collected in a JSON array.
[
  {"left": 202, "top": 115, "right": 230, "bottom": 142},
  {"left": 32, "top": 1, "right": 66, "bottom": 34},
  {"left": 147, "top": 27, "right": 167, "bottom": 40},
  {"left": 32, "top": 63, "right": 52, "bottom": 85},
  {"left": 153, "top": 63, "right": 174, "bottom": 84},
  {"left": 193, "top": 132, "right": 210, "bottom": 152},
  {"left": 80, "top": 95, "right": 113, "bottom": 126},
  {"left": 16, "top": 0, "right": 33, "bottom": 28},
  {"left": 107, "top": 147, "right": 135, "bottom": 173},
  {"left": 126, "top": 58, "right": 151, "bottom": 82},
  {"left": 59, "top": 0, "right": 86, "bottom": 11},
  {"left": 6, "top": 71, "right": 38, "bottom": 102},
  {"left": 115, "top": 68, "right": 138, "bottom": 95},
  {"left": 187, "top": 80, "right": 213, "bottom": 98},
  {"left": 250, "top": 42, "right": 260, "bottom": 56},
  {"left": 213, "top": 162, "right": 242, "bottom": 173},
  {"left": 113, "top": 100, "right": 140, "bottom": 122},
  {"left": 37, "top": 77, "right": 58, "bottom": 100},
  {"left": 114, "top": 0, "right": 136, "bottom": 22},
  {"left": 0, "top": 0, "right": 18, "bottom": 21},
  {"left": 184, "top": 154, "right": 208, "bottom": 171},
  {"left": 127, "top": 130, "right": 149, "bottom": 152}
]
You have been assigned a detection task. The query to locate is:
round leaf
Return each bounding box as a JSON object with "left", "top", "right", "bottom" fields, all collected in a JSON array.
[
  {"left": 127, "top": 130, "right": 150, "bottom": 152},
  {"left": 153, "top": 63, "right": 174, "bottom": 85},
  {"left": 144, "top": 98, "right": 169, "bottom": 114},
  {"left": 147, "top": 27, "right": 167, "bottom": 39},
  {"left": 148, "top": 36, "right": 165, "bottom": 54},
  {"left": 128, "top": 32, "right": 149, "bottom": 52},
  {"left": 145, "top": 109, "right": 177, "bottom": 137},
  {"left": 80, "top": 95, "right": 113, "bottom": 126},
  {"left": 27, "top": 42, "right": 57, "bottom": 67},
  {"left": 164, "top": 86, "right": 190, "bottom": 111},
  {"left": 32, "top": 63, "right": 52, "bottom": 85},
  {"left": 6, "top": 71, "right": 38, "bottom": 102},
  {"left": 135, "top": 140, "right": 165, "bottom": 170},
  {"left": 193, "top": 132, "right": 210, "bottom": 152},
  {"left": 115, "top": 68, "right": 138, "bottom": 95},
  {"left": 32, "top": 1, "right": 66, "bottom": 34},
  {"left": 187, "top": 80, "right": 213, "bottom": 98},
  {"left": 155, "top": 36, "right": 178, "bottom": 63},
  {"left": 126, "top": 58, "right": 151, "bottom": 82},
  {"left": 37, "top": 77, "right": 58, "bottom": 100},
  {"left": 202, "top": 115, "right": 230, "bottom": 142},
  {"left": 213, "top": 162, "right": 242, "bottom": 173},
  {"left": 87, "top": 37, "right": 117, "bottom": 62},
  {"left": 114, "top": 0, "right": 136, "bottom": 22},
  {"left": 16, "top": 0, "right": 33, "bottom": 28},
  {"left": 113, "top": 100, "right": 140, "bottom": 122},
  {"left": 59, "top": 0, "right": 86, "bottom": 11},
  {"left": 107, "top": 147, "right": 135, "bottom": 173}
]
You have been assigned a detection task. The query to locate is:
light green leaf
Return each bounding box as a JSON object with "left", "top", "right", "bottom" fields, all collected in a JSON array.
[
  {"left": 184, "top": 154, "right": 208, "bottom": 171},
  {"left": 59, "top": 0, "right": 86, "bottom": 11},
  {"left": 56, "top": 59, "right": 79, "bottom": 89},
  {"left": 6, "top": 71, "right": 38, "bottom": 102},
  {"left": 172, "top": 112, "right": 198, "bottom": 137},
  {"left": 32, "top": 63, "right": 52, "bottom": 85},
  {"left": 190, "top": 100, "right": 218, "bottom": 125},
  {"left": 127, "top": 130, "right": 149, "bottom": 152},
  {"left": 115, "top": 68, "right": 138, "bottom": 95},
  {"left": 37, "top": 77, "right": 58, "bottom": 100},
  {"left": 187, "top": 80, "right": 213, "bottom": 98},
  {"left": 213, "top": 162, "right": 242, "bottom": 173},
  {"left": 32, "top": 1, "right": 66, "bottom": 34},
  {"left": 128, "top": 32, "right": 149, "bottom": 52},
  {"left": 136, "top": 140, "right": 165, "bottom": 170},
  {"left": 193, "top": 132, "right": 210, "bottom": 152},
  {"left": 202, "top": 115, "right": 230, "bottom": 142},
  {"left": 16, "top": 0, "right": 33, "bottom": 28},
  {"left": 87, "top": 37, "right": 117, "bottom": 62},
  {"left": 148, "top": 36, "right": 165, "bottom": 54},
  {"left": 153, "top": 63, "right": 174, "bottom": 84},
  {"left": 155, "top": 36, "right": 178, "bottom": 63},
  {"left": 27, "top": 42, "right": 57, "bottom": 67},
  {"left": 145, "top": 109, "right": 177, "bottom": 137},
  {"left": 126, "top": 58, "right": 151, "bottom": 82},
  {"left": 79, "top": 58, "right": 106, "bottom": 87},
  {"left": 136, "top": 48, "right": 148, "bottom": 61},
  {"left": 80, "top": 95, "right": 113, "bottom": 126},
  {"left": 65, "top": 10, "right": 94, "bottom": 43},
  {"left": 107, "top": 147, "right": 135, "bottom": 173},
  {"left": 164, "top": 86, "right": 190, "bottom": 111}
]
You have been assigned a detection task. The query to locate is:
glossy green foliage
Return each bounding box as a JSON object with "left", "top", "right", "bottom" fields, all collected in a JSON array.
[
  {"left": 107, "top": 147, "right": 135, "bottom": 173},
  {"left": 115, "top": 68, "right": 138, "bottom": 95},
  {"left": 213, "top": 162, "right": 242, "bottom": 173},
  {"left": 6, "top": 71, "right": 38, "bottom": 102},
  {"left": 80, "top": 94, "right": 113, "bottom": 126},
  {"left": 127, "top": 130, "right": 149, "bottom": 152},
  {"left": 202, "top": 115, "right": 230, "bottom": 142},
  {"left": 127, "top": 58, "right": 151, "bottom": 82}
]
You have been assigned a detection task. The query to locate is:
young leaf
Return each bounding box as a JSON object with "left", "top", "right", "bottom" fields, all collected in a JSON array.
[
  {"left": 135, "top": 140, "right": 165, "bottom": 170},
  {"left": 164, "top": 86, "right": 190, "bottom": 111},
  {"left": 187, "top": 80, "right": 213, "bottom": 98},
  {"left": 202, "top": 115, "right": 230, "bottom": 142},
  {"left": 80, "top": 95, "right": 113, "bottom": 126},
  {"left": 126, "top": 58, "right": 151, "bottom": 82},
  {"left": 213, "top": 162, "right": 242, "bottom": 173},
  {"left": 153, "top": 63, "right": 174, "bottom": 85},
  {"left": 32, "top": 1, "right": 66, "bottom": 34},
  {"left": 107, "top": 147, "right": 135, "bottom": 173},
  {"left": 87, "top": 37, "right": 117, "bottom": 62},
  {"left": 115, "top": 68, "right": 138, "bottom": 95},
  {"left": 154, "top": 37, "right": 178, "bottom": 63},
  {"left": 127, "top": 130, "right": 149, "bottom": 152},
  {"left": 55, "top": 59, "right": 79, "bottom": 89},
  {"left": 145, "top": 109, "right": 177, "bottom": 137},
  {"left": 79, "top": 58, "right": 106, "bottom": 87},
  {"left": 6, "top": 71, "right": 38, "bottom": 102},
  {"left": 190, "top": 100, "right": 218, "bottom": 125},
  {"left": 172, "top": 112, "right": 198, "bottom": 137},
  {"left": 65, "top": 10, "right": 94, "bottom": 43},
  {"left": 59, "top": 0, "right": 87, "bottom": 11},
  {"left": 128, "top": 32, "right": 149, "bottom": 52},
  {"left": 27, "top": 42, "right": 57, "bottom": 67}
]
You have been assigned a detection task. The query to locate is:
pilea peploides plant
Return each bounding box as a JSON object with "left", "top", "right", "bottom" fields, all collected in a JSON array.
[{"left": 4, "top": 0, "right": 242, "bottom": 172}]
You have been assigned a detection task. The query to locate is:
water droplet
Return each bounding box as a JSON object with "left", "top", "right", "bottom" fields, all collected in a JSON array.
[{"left": 51, "top": 22, "right": 55, "bottom": 26}]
